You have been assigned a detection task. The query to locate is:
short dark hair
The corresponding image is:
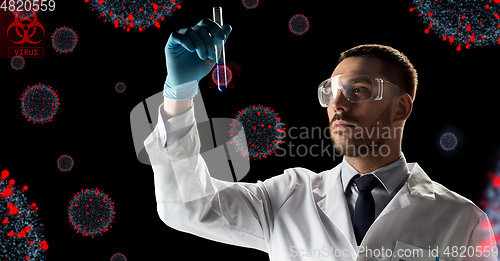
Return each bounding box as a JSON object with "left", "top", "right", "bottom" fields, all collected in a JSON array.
[{"left": 337, "top": 44, "right": 418, "bottom": 103}]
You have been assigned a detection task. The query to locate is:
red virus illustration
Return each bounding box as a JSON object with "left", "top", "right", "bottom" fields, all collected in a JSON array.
[
  {"left": 1, "top": 169, "right": 49, "bottom": 261},
  {"left": 110, "top": 252, "right": 127, "bottom": 261},
  {"left": 19, "top": 83, "right": 60, "bottom": 124},
  {"left": 51, "top": 26, "right": 78, "bottom": 54},
  {"left": 480, "top": 154, "right": 500, "bottom": 251},
  {"left": 241, "top": 0, "right": 259, "bottom": 9},
  {"left": 8, "top": 0, "right": 39, "bottom": 19},
  {"left": 288, "top": 14, "right": 310, "bottom": 35},
  {"left": 439, "top": 132, "right": 458, "bottom": 151},
  {"left": 208, "top": 62, "right": 241, "bottom": 90},
  {"left": 85, "top": 0, "right": 183, "bottom": 32},
  {"left": 229, "top": 104, "right": 285, "bottom": 160},
  {"left": 211, "top": 64, "right": 233, "bottom": 91},
  {"left": 410, "top": 0, "right": 500, "bottom": 51},
  {"left": 68, "top": 187, "right": 115, "bottom": 238},
  {"left": 115, "top": 82, "right": 126, "bottom": 93},
  {"left": 57, "top": 154, "right": 74, "bottom": 172},
  {"left": 11, "top": 55, "right": 25, "bottom": 70}
]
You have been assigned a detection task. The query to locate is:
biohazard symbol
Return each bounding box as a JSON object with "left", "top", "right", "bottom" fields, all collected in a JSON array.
[{"left": 7, "top": 14, "right": 45, "bottom": 44}]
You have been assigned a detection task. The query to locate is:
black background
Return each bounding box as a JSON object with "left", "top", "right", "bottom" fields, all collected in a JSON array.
[{"left": 2, "top": 0, "right": 500, "bottom": 260}]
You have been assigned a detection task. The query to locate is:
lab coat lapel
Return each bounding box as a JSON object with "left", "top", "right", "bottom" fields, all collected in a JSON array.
[
  {"left": 316, "top": 165, "right": 357, "bottom": 251},
  {"left": 362, "top": 162, "right": 436, "bottom": 249},
  {"left": 375, "top": 162, "right": 435, "bottom": 219},
  {"left": 315, "top": 162, "right": 436, "bottom": 251}
]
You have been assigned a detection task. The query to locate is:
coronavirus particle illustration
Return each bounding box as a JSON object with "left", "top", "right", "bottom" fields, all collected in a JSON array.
[
  {"left": 481, "top": 154, "right": 500, "bottom": 250},
  {"left": 110, "top": 252, "right": 127, "bottom": 261},
  {"left": 208, "top": 62, "right": 241, "bottom": 90},
  {"left": 241, "top": 0, "right": 259, "bottom": 9},
  {"left": 1, "top": 169, "right": 49, "bottom": 261},
  {"left": 288, "top": 14, "right": 310, "bottom": 35},
  {"left": 211, "top": 64, "right": 233, "bottom": 91},
  {"left": 11, "top": 55, "right": 25, "bottom": 70},
  {"left": 229, "top": 104, "right": 285, "bottom": 160},
  {"left": 410, "top": 0, "right": 500, "bottom": 51},
  {"left": 115, "top": 82, "right": 126, "bottom": 93},
  {"left": 68, "top": 187, "right": 115, "bottom": 238},
  {"left": 57, "top": 154, "right": 74, "bottom": 172},
  {"left": 20, "top": 83, "right": 60, "bottom": 124},
  {"left": 85, "top": 0, "right": 182, "bottom": 32},
  {"left": 9, "top": 0, "right": 38, "bottom": 19},
  {"left": 439, "top": 132, "right": 458, "bottom": 151},
  {"left": 51, "top": 26, "right": 78, "bottom": 54}
]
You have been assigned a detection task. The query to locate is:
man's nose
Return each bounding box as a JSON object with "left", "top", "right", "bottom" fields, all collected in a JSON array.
[{"left": 330, "top": 88, "right": 350, "bottom": 111}]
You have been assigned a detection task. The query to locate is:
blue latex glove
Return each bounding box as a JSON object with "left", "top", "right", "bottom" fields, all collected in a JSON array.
[{"left": 164, "top": 18, "right": 232, "bottom": 100}]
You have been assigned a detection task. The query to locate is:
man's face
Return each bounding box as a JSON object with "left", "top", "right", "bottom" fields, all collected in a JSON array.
[{"left": 327, "top": 56, "right": 396, "bottom": 157}]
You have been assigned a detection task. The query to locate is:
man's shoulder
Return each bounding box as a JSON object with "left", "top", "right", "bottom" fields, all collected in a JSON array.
[
  {"left": 261, "top": 167, "right": 321, "bottom": 186},
  {"left": 428, "top": 177, "right": 486, "bottom": 217},
  {"left": 261, "top": 164, "right": 341, "bottom": 189},
  {"left": 284, "top": 165, "right": 342, "bottom": 184}
]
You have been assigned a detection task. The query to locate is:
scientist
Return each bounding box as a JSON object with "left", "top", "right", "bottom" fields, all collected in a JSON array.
[{"left": 144, "top": 18, "right": 497, "bottom": 261}]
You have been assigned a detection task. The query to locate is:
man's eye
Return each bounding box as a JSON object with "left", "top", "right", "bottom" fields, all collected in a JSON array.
[{"left": 351, "top": 86, "right": 369, "bottom": 93}]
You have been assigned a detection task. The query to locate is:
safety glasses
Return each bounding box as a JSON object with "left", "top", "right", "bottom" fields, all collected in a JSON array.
[{"left": 318, "top": 74, "right": 404, "bottom": 107}]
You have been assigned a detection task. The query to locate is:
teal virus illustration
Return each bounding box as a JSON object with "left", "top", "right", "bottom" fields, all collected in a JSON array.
[
  {"left": 20, "top": 83, "right": 60, "bottom": 124},
  {"left": 11, "top": 55, "right": 25, "bottom": 70},
  {"left": 85, "top": 0, "right": 183, "bottom": 32},
  {"left": 439, "top": 132, "right": 458, "bottom": 151},
  {"left": 51, "top": 26, "right": 78, "bottom": 54},
  {"left": 410, "top": 0, "right": 500, "bottom": 51},
  {"left": 1, "top": 169, "right": 49, "bottom": 261},
  {"left": 480, "top": 153, "right": 500, "bottom": 251},
  {"left": 288, "top": 14, "right": 310, "bottom": 35},
  {"left": 115, "top": 82, "right": 126, "bottom": 93},
  {"left": 110, "top": 252, "right": 127, "bottom": 261},
  {"left": 57, "top": 154, "right": 74, "bottom": 172},
  {"left": 229, "top": 104, "right": 285, "bottom": 160},
  {"left": 241, "top": 0, "right": 259, "bottom": 9},
  {"left": 68, "top": 187, "right": 115, "bottom": 238},
  {"left": 211, "top": 64, "right": 233, "bottom": 91},
  {"left": 9, "top": 0, "right": 39, "bottom": 19}
]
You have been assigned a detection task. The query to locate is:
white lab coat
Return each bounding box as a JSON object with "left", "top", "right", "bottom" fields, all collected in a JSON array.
[{"left": 145, "top": 105, "right": 497, "bottom": 261}]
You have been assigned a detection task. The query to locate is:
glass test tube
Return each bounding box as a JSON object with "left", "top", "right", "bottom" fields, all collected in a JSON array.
[{"left": 213, "top": 6, "right": 228, "bottom": 92}]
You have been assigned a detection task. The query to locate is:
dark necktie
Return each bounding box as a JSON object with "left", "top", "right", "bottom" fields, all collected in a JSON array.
[{"left": 353, "top": 174, "right": 380, "bottom": 245}]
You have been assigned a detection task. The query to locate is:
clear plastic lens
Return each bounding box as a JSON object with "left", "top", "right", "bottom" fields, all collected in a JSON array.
[
  {"left": 318, "top": 74, "right": 378, "bottom": 106},
  {"left": 318, "top": 74, "right": 404, "bottom": 107}
]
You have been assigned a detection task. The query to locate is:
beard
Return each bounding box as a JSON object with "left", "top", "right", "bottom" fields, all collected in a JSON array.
[{"left": 330, "top": 104, "right": 392, "bottom": 157}]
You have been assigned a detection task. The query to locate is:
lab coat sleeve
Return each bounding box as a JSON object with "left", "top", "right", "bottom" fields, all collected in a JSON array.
[
  {"left": 462, "top": 213, "right": 498, "bottom": 261},
  {"left": 144, "top": 102, "right": 289, "bottom": 253}
]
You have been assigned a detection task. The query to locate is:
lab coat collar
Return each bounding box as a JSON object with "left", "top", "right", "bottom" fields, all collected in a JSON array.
[
  {"left": 315, "top": 161, "right": 435, "bottom": 250},
  {"left": 316, "top": 163, "right": 357, "bottom": 251},
  {"left": 405, "top": 162, "right": 435, "bottom": 201}
]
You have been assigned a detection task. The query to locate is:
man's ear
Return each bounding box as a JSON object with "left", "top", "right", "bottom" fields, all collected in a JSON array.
[{"left": 394, "top": 93, "right": 412, "bottom": 124}]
